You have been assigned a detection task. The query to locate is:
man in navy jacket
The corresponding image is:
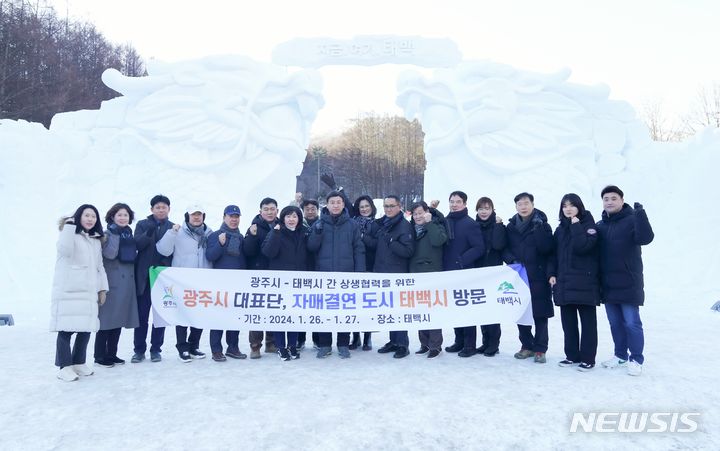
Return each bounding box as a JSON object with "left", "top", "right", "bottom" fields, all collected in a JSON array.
[
  {"left": 596, "top": 185, "right": 654, "bottom": 376},
  {"left": 206, "top": 205, "right": 248, "bottom": 362},
  {"left": 373, "top": 195, "right": 415, "bottom": 359},
  {"left": 442, "top": 191, "right": 485, "bottom": 357},
  {"left": 503, "top": 192, "right": 554, "bottom": 363}
]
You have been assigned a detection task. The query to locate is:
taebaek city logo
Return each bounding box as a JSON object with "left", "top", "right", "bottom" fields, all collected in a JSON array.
[
  {"left": 161, "top": 285, "right": 178, "bottom": 308},
  {"left": 497, "top": 281, "right": 521, "bottom": 305}
]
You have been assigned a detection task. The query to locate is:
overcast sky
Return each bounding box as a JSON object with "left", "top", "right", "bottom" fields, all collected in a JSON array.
[{"left": 52, "top": 0, "right": 719, "bottom": 136}]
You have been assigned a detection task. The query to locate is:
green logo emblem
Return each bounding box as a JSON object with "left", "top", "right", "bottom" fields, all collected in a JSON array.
[{"left": 498, "top": 281, "right": 517, "bottom": 295}]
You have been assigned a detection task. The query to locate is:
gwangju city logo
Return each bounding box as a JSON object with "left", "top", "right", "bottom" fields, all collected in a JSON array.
[{"left": 161, "top": 285, "right": 178, "bottom": 308}]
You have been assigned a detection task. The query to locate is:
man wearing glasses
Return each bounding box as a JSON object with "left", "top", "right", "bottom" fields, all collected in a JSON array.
[
  {"left": 373, "top": 196, "right": 415, "bottom": 359},
  {"left": 243, "top": 197, "right": 280, "bottom": 358}
]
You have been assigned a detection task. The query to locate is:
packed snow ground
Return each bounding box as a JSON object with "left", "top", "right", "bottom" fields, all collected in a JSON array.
[
  {"left": 1, "top": 285, "right": 718, "bottom": 450},
  {"left": 2, "top": 127, "right": 720, "bottom": 450}
]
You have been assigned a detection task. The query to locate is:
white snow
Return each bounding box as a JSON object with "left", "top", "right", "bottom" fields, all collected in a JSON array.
[{"left": 1, "top": 53, "right": 720, "bottom": 450}]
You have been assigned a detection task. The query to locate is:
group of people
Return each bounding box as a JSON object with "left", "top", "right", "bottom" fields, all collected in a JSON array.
[{"left": 51, "top": 181, "right": 653, "bottom": 382}]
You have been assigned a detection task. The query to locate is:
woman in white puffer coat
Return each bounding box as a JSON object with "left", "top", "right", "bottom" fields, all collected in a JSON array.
[{"left": 51, "top": 204, "right": 109, "bottom": 382}]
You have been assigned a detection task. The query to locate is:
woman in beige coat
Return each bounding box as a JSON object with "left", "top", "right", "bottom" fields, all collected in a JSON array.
[{"left": 51, "top": 204, "right": 109, "bottom": 382}]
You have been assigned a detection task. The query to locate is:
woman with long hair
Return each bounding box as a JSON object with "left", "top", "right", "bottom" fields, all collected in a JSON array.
[
  {"left": 51, "top": 204, "right": 109, "bottom": 381},
  {"left": 548, "top": 193, "right": 600, "bottom": 371}
]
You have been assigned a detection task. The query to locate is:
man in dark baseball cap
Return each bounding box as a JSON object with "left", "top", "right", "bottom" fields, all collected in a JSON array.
[{"left": 224, "top": 205, "right": 241, "bottom": 216}]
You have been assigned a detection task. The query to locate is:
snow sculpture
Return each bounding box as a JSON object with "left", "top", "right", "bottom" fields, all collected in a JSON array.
[
  {"left": 48, "top": 55, "right": 324, "bottom": 215},
  {"left": 397, "top": 61, "right": 651, "bottom": 209},
  {"left": 0, "top": 56, "right": 324, "bottom": 298}
]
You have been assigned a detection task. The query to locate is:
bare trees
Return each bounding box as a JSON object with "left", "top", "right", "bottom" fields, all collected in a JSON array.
[
  {"left": 639, "top": 99, "right": 686, "bottom": 142},
  {"left": 685, "top": 83, "right": 720, "bottom": 134},
  {"left": 297, "top": 114, "right": 426, "bottom": 206},
  {"left": 640, "top": 82, "right": 720, "bottom": 142},
  {"left": 0, "top": 0, "right": 145, "bottom": 127}
]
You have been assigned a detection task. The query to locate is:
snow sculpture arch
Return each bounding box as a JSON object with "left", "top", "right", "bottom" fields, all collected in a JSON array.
[{"left": 396, "top": 60, "right": 650, "bottom": 209}]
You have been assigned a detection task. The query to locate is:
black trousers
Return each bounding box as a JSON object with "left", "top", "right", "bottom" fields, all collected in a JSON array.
[
  {"left": 479, "top": 324, "right": 501, "bottom": 353},
  {"left": 94, "top": 328, "right": 122, "bottom": 361},
  {"left": 317, "top": 332, "right": 350, "bottom": 347},
  {"left": 175, "top": 326, "right": 203, "bottom": 353},
  {"left": 134, "top": 285, "right": 165, "bottom": 353},
  {"left": 452, "top": 326, "right": 477, "bottom": 350},
  {"left": 560, "top": 304, "right": 598, "bottom": 364},
  {"left": 55, "top": 331, "right": 90, "bottom": 368},
  {"left": 518, "top": 316, "right": 549, "bottom": 353},
  {"left": 352, "top": 332, "right": 372, "bottom": 345}
]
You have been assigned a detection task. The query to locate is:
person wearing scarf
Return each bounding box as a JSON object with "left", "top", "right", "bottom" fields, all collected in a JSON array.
[
  {"left": 206, "top": 205, "right": 248, "bottom": 362},
  {"left": 474, "top": 197, "right": 507, "bottom": 357},
  {"left": 373, "top": 195, "right": 415, "bottom": 359},
  {"left": 157, "top": 204, "right": 213, "bottom": 362},
  {"left": 503, "top": 192, "right": 554, "bottom": 364},
  {"left": 350, "top": 194, "right": 379, "bottom": 350},
  {"left": 94, "top": 203, "right": 140, "bottom": 368},
  {"left": 409, "top": 201, "right": 448, "bottom": 359},
  {"left": 442, "top": 191, "right": 485, "bottom": 358}
]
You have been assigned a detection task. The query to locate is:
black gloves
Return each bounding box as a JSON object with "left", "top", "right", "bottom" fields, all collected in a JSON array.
[
  {"left": 320, "top": 173, "right": 337, "bottom": 190},
  {"left": 633, "top": 202, "right": 644, "bottom": 211}
]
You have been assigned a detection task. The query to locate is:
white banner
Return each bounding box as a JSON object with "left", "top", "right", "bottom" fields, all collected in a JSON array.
[{"left": 149, "top": 264, "right": 534, "bottom": 332}]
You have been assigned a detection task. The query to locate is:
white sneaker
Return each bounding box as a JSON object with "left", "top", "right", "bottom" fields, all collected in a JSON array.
[
  {"left": 72, "top": 364, "right": 94, "bottom": 376},
  {"left": 627, "top": 360, "right": 642, "bottom": 376},
  {"left": 57, "top": 366, "right": 79, "bottom": 382},
  {"left": 601, "top": 356, "right": 627, "bottom": 368}
]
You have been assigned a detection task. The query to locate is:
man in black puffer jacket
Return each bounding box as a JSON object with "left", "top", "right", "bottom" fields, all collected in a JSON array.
[
  {"left": 307, "top": 191, "right": 366, "bottom": 359},
  {"left": 596, "top": 185, "right": 654, "bottom": 376},
  {"left": 132, "top": 194, "right": 174, "bottom": 363},
  {"left": 373, "top": 195, "right": 415, "bottom": 359},
  {"left": 503, "top": 192, "right": 554, "bottom": 364},
  {"left": 243, "top": 197, "right": 280, "bottom": 358},
  {"left": 443, "top": 191, "right": 485, "bottom": 358}
]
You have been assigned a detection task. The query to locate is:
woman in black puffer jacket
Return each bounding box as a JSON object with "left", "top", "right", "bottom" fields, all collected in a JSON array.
[
  {"left": 262, "top": 206, "right": 309, "bottom": 361},
  {"left": 548, "top": 193, "right": 600, "bottom": 371},
  {"left": 474, "top": 197, "right": 507, "bottom": 357}
]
